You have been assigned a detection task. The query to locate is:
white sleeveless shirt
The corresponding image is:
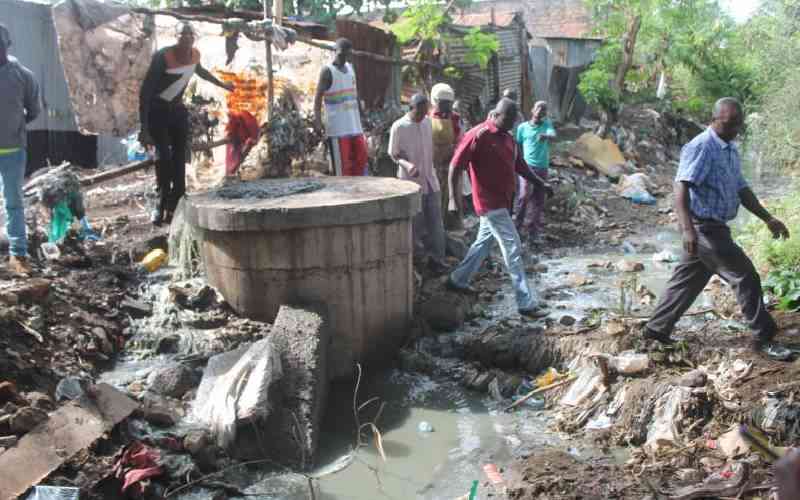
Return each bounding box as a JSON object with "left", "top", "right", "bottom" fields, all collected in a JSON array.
[{"left": 322, "top": 63, "right": 363, "bottom": 138}]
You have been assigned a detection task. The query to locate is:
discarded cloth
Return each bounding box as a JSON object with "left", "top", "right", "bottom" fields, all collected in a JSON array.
[
  {"left": 225, "top": 110, "right": 260, "bottom": 176},
  {"left": 113, "top": 441, "right": 163, "bottom": 495}
]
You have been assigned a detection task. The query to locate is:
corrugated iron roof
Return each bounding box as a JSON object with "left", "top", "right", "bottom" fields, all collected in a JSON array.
[{"left": 450, "top": 10, "right": 519, "bottom": 28}]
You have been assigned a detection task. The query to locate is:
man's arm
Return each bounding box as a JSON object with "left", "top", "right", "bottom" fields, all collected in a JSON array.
[
  {"left": 675, "top": 181, "right": 698, "bottom": 255},
  {"left": 388, "top": 124, "right": 417, "bottom": 176},
  {"left": 139, "top": 50, "right": 166, "bottom": 141},
  {"left": 196, "top": 64, "right": 233, "bottom": 91},
  {"left": 740, "top": 187, "right": 790, "bottom": 239},
  {"left": 313, "top": 67, "right": 332, "bottom": 132},
  {"left": 22, "top": 68, "right": 41, "bottom": 124},
  {"left": 513, "top": 151, "right": 549, "bottom": 192},
  {"left": 448, "top": 134, "right": 474, "bottom": 213}
]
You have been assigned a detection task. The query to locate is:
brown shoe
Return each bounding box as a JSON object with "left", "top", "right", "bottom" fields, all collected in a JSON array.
[{"left": 8, "top": 256, "right": 32, "bottom": 275}]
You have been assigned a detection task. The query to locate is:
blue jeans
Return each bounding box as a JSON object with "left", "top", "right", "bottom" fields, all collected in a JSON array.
[
  {"left": 450, "top": 208, "right": 538, "bottom": 310},
  {"left": 0, "top": 149, "right": 27, "bottom": 257}
]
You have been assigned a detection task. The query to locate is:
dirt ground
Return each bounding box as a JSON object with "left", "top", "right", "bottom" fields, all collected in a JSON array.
[{"left": 2, "top": 104, "right": 797, "bottom": 499}]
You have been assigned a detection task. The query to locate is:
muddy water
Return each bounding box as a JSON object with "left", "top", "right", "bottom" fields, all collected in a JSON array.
[{"left": 98, "top": 157, "right": 787, "bottom": 500}]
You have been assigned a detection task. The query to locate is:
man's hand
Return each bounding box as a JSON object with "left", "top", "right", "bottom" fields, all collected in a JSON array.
[
  {"left": 406, "top": 163, "right": 419, "bottom": 178},
  {"left": 314, "top": 117, "right": 324, "bottom": 134},
  {"left": 682, "top": 226, "right": 698, "bottom": 256},
  {"left": 767, "top": 217, "right": 790, "bottom": 239},
  {"left": 138, "top": 129, "right": 154, "bottom": 147},
  {"left": 776, "top": 448, "right": 800, "bottom": 500}
]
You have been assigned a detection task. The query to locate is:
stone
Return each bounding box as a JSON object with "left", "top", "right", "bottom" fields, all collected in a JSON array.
[
  {"left": 146, "top": 362, "right": 198, "bottom": 399},
  {"left": 468, "top": 371, "right": 495, "bottom": 392},
  {"left": 616, "top": 260, "right": 645, "bottom": 273},
  {"left": 418, "top": 293, "right": 470, "bottom": 331},
  {"left": 10, "top": 407, "right": 49, "bottom": 434},
  {"left": 12, "top": 279, "right": 51, "bottom": 303},
  {"left": 140, "top": 395, "right": 179, "bottom": 427},
  {"left": 25, "top": 392, "right": 55, "bottom": 412},
  {"left": 183, "top": 429, "right": 211, "bottom": 456},
  {"left": 91, "top": 327, "right": 115, "bottom": 355},
  {"left": 676, "top": 369, "right": 707, "bottom": 388},
  {"left": 560, "top": 315, "right": 577, "bottom": 326},
  {"left": 0, "top": 435, "right": 18, "bottom": 448},
  {"left": 2, "top": 403, "right": 18, "bottom": 415},
  {"left": 120, "top": 298, "right": 152, "bottom": 318},
  {"left": 156, "top": 334, "right": 181, "bottom": 355},
  {"left": 0, "top": 382, "right": 20, "bottom": 405}
]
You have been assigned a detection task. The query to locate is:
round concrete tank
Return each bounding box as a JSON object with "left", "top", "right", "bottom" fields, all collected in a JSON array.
[{"left": 184, "top": 177, "right": 421, "bottom": 379}]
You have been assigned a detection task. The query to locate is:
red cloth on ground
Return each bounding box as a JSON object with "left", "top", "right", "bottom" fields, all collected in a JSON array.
[
  {"left": 225, "top": 110, "right": 260, "bottom": 175},
  {"left": 114, "top": 441, "right": 163, "bottom": 495}
]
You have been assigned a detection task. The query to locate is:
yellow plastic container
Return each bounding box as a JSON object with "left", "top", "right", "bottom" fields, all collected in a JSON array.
[{"left": 141, "top": 249, "right": 168, "bottom": 273}]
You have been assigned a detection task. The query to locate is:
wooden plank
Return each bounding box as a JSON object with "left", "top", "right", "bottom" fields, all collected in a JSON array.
[{"left": 0, "top": 384, "right": 138, "bottom": 500}]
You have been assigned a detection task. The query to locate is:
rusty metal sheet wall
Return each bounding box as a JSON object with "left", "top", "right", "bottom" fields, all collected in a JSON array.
[
  {"left": 496, "top": 27, "right": 522, "bottom": 104},
  {"left": 336, "top": 20, "right": 396, "bottom": 110}
]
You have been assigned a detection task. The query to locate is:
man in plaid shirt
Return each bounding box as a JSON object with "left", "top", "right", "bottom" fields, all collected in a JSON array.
[{"left": 645, "top": 98, "right": 791, "bottom": 358}]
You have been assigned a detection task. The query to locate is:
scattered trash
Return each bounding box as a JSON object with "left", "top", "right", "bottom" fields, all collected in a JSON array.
[
  {"left": 113, "top": 441, "right": 163, "bottom": 495},
  {"left": 25, "top": 485, "right": 80, "bottom": 500},
  {"left": 482, "top": 463, "right": 506, "bottom": 492},
  {"left": 560, "top": 365, "right": 604, "bottom": 407},
  {"left": 622, "top": 241, "right": 636, "bottom": 254},
  {"left": 615, "top": 260, "right": 645, "bottom": 273},
  {"left": 55, "top": 377, "right": 84, "bottom": 402},
  {"left": 139, "top": 248, "right": 168, "bottom": 273},
  {"left": 645, "top": 386, "right": 692, "bottom": 452},
  {"left": 0, "top": 384, "right": 138, "bottom": 500},
  {"left": 585, "top": 412, "right": 613, "bottom": 430},
  {"left": 417, "top": 421, "right": 434, "bottom": 433},
  {"left": 40, "top": 242, "right": 61, "bottom": 261},
  {"left": 653, "top": 250, "right": 678, "bottom": 263},
  {"left": 608, "top": 351, "right": 650, "bottom": 375},
  {"left": 192, "top": 338, "right": 283, "bottom": 448},
  {"left": 617, "top": 173, "right": 657, "bottom": 205},
  {"left": 667, "top": 462, "right": 750, "bottom": 499}
]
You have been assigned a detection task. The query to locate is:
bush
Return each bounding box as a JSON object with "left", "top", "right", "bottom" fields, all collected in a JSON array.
[{"left": 736, "top": 193, "right": 800, "bottom": 272}]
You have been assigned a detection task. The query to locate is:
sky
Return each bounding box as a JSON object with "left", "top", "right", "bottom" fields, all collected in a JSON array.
[{"left": 721, "top": 0, "right": 761, "bottom": 22}]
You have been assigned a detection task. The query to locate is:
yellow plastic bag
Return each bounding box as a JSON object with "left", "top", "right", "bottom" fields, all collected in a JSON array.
[{"left": 141, "top": 249, "right": 167, "bottom": 273}]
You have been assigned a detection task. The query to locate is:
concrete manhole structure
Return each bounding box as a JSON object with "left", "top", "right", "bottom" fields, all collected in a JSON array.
[{"left": 185, "top": 177, "right": 421, "bottom": 379}]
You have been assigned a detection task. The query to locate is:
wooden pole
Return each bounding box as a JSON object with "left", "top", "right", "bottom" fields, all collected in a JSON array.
[{"left": 263, "top": 1, "right": 274, "bottom": 120}]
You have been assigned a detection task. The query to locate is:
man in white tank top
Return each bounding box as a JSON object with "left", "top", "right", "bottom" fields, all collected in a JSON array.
[{"left": 314, "top": 38, "right": 368, "bottom": 176}]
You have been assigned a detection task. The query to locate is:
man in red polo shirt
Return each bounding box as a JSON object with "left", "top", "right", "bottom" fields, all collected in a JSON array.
[{"left": 447, "top": 98, "right": 552, "bottom": 317}]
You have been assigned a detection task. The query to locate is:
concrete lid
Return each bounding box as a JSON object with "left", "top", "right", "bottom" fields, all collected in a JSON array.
[{"left": 185, "top": 177, "right": 422, "bottom": 232}]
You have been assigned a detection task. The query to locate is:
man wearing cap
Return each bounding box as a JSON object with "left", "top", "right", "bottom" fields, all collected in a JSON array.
[
  {"left": 430, "top": 83, "right": 463, "bottom": 229},
  {"left": 389, "top": 94, "right": 445, "bottom": 269},
  {"left": 139, "top": 22, "right": 234, "bottom": 226},
  {"left": 314, "top": 38, "right": 369, "bottom": 177},
  {"left": 0, "top": 23, "right": 40, "bottom": 275},
  {"left": 447, "top": 98, "right": 552, "bottom": 318}
]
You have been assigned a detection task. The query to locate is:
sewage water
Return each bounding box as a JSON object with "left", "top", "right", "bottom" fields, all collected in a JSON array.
[{"left": 99, "top": 157, "right": 787, "bottom": 499}]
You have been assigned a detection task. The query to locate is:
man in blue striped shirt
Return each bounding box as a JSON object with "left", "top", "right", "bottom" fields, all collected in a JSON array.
[{"left": 645, "top": 98, "right": 791, "bottom": 358}]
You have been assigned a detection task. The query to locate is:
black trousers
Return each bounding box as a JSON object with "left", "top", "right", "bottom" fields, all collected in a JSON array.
[
  {"left": 148, "top": 102, "right": 189, "bottom": 212},
  {"left": 647, "top": 219, "right": 777, "bottom": 340}
]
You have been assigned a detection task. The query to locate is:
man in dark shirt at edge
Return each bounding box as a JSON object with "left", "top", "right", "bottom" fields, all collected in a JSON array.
[{"left": 446, "top": 98, "right": 551, "bottom": 317}]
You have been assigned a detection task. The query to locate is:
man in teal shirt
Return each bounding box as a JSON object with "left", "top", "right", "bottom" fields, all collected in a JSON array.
[{"left": 514, "top": 101, "right": 556, "bottom": 244}]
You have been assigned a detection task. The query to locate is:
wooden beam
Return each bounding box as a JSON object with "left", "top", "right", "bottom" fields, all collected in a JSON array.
[
  {"left": 130, "top": 6, "right": 439, "bottom": 68},
  {"left": 80, "top": 138, "right": 228, "bottom": 188}
]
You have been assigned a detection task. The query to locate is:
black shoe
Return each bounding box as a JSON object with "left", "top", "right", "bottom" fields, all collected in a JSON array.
[
  {"left": 519, "top": 305, "right": 549, "bottom": 319},
  {"left": 643, "top": 327, "right": 676, "bottom": 345},
  {"left": 752, "top": 337, "right": 793, "bottom": 361},
  {"left": 151, "top": 207, "right": 164, "bottom": 226}
]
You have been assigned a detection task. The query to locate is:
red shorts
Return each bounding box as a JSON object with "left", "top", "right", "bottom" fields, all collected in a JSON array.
[{"left": 327, "top": 134, "right": 368, "bottom": 176}]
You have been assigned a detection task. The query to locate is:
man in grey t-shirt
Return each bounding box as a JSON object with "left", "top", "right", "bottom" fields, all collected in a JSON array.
[{"left": 0, "top": 23, "right": 40, "bottom": 274}]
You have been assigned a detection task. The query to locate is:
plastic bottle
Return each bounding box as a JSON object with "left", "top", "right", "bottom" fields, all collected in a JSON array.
[{"left": 140, "top": 249, "right": 168, "bottom": 273}]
